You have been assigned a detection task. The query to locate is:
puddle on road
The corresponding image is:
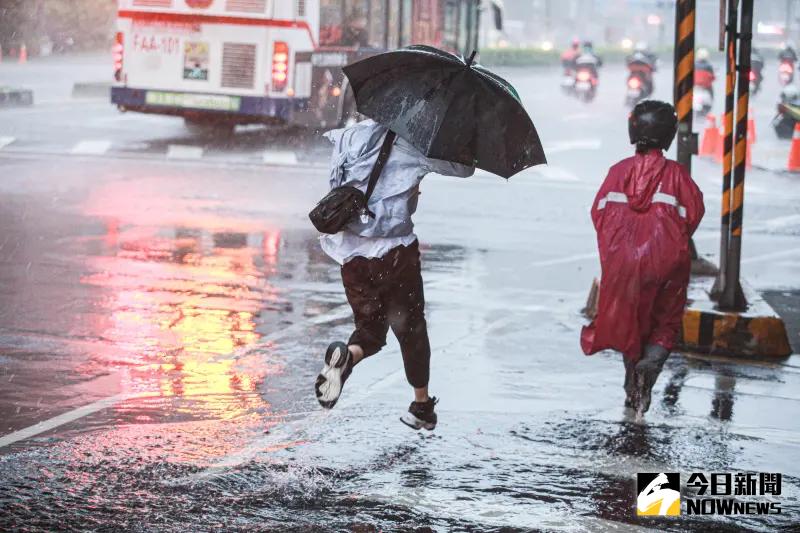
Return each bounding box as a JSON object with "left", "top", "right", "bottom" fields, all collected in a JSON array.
[{"left": 1, "top": 169, "right": 798, "bottom": 531}]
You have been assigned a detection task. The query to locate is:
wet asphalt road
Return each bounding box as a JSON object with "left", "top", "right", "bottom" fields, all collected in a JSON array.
[{"left": 0, "top": 55, "right": 799, "bottom": 531}]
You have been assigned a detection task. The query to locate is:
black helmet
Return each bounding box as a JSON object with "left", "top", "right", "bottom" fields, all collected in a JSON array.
[{"left": 628, "top": 100, "right": 678, "bottom": 150}]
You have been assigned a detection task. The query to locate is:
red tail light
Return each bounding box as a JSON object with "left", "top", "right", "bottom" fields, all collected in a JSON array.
[
  {"left": 780, "top": 62, "right": 793, "bottom": 73},
  {"left": 628, "top": 76, "right": 641, "bottom": 89},
  {"left": 576, "top": 70, "right": 591, "bottom": 81},
  {"left": 272, "top": 41, "right": 289, "bottom": 92},
  {"left": 113, "top": 32, "right": 124, "bottom": 82},
  {"left": 749, "top": 70, "right": 756, "bottom": 81}
]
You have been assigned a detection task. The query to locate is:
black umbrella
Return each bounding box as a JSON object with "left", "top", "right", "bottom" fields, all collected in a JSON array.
[{"left": 343, "top": 45, "right": 546, "bottom": 178}]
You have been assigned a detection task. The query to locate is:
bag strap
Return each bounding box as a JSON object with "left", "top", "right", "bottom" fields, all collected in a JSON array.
[{"left": 364, "top": 130, "right": 396, "bottom": 203}]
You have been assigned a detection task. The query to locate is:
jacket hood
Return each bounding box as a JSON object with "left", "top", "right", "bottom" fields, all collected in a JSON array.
[
  {"left": 324, "top": 119, "right": 388, "bottom": 169},
  {"left": 623, "top": 149, "right": 667, "bottom": 212}
]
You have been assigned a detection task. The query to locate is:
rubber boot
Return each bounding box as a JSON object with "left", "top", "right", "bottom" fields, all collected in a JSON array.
[{"left": 634, "top": 344, "right": 670, "bottom": 417}]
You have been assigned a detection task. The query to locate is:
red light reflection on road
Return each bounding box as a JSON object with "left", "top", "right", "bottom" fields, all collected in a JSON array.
[{"left": 81, "top": 222, "right": 283, "bottom": 423}]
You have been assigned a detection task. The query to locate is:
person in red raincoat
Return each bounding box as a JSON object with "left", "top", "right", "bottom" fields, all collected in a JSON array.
[{"left": 581, "top": 100, "right": 705, "bottom": 417}]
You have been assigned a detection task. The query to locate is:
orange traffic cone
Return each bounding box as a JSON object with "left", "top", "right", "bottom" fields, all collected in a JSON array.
[
  {"left": 745, "top": 110, "right": 756, "bottom": 169},
  {"left": 18, "top": 44, "right": 27, "bottom": 64},
  {"left": 787, "top": 122, "right": 800, "bottom": 171},
  {"left": 699, "top": 113, "right": 720, "bottom": 157}
]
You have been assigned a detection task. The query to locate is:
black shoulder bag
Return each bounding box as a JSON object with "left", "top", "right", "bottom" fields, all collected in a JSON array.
[{"left": 309, "top": 130, "right": 396, "bottom": 235}]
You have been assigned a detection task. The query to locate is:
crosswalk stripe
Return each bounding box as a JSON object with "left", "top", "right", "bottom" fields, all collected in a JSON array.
[
  {"left": 262, "top": 150, "right": 298, "bottom": 165},
  {"left": 166, "top": 144, "right": 204, "bottom": 159},
  {"left": 0, "top": 136, "right": 16, "bottom": 150},
  {"left": 71, "top": 140, "right": 112, "bottom": 155}
]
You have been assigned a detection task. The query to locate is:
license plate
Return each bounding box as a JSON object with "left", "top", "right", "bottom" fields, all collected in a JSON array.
[
  {"left": 145, "top": 91, "right": 241, "bottom": 111},
  {"left": 627, "top": 89, "right": 641, "bottom": 97},
  {"left": 311, "top": 53, "right": 348, "bottom": 67},
  {"left": 576, "top": 81, "right": 591, "bottom": 90}
]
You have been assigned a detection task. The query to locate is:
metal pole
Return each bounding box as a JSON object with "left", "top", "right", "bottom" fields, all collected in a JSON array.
[
  {"left": 719, "top": 0, "right": 752, "bottom": 310},
  {"left": 712, "top": 0, "right": 738, "bottom": 298},
  {"left": 673, "top": 0, "right": 699, "bottom": 262},
  {"left": 673, "top": 0, "right": 696, "bottom": 172}
]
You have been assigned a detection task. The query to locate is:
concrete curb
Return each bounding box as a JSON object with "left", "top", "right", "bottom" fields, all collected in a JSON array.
[
  {"left": 680, "top": 277, "right": 792, "bottom": 358},
  {"left": 71, "top": 82, "right": 111, "bottom": 99},
  {"left": 583, "top": 276, "right": 793, "bottom": 359},
  {"left": 0, "top": 87, "right": 34, "bottom": 108}
]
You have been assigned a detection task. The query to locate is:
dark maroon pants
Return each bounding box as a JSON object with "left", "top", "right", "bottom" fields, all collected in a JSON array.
[{"left": 341, "top": 240, "right": 431, "bottom": 388}]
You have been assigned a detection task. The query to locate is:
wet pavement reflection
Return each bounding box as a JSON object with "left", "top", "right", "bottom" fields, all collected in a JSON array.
[{"left": 1, "top": 91, "right": 799, "bottom": 530}]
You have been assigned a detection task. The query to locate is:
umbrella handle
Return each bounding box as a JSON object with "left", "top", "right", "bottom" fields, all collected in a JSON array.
[{"left": 466, "top": 50, "right": 477, "bottom": 67}]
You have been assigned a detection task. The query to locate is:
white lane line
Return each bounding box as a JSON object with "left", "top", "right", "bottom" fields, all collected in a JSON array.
[
  {"left": 71, "top": 140, "right": 112, "bottom": 155},
  {"left": 0, "top": 392, "right": 134, "bottom": 449},
  {"left": 166, "top": 144, "right": 204, "bottom": 159},
  {"left": 0, "top": 136, "right": 15, "bottom": 150},
  {"left": 531, "top": 165, "right": 581, "bottom": 182},
  {"left": 741, "top": 247, "right": 800, "bottom": 264},
  {"left": 529, "top": 252, "right": 597, "bottom": 267},
  {"left": 544, "top": 138, "right": 602, "bottom": 154},
  {"left": 262, "top": 150, "right": 298, "bottom": 165}
]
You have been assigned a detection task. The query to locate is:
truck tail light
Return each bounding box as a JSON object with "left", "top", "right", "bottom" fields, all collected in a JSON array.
[
  {"left": 272, "top": 41, "right": 289, "bottom": 92},
  {"left": 113, "top": 32, "right": 124, "bottom": 82}
]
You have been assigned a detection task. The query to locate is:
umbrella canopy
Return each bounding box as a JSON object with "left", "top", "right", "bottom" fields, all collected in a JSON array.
[{"left": 343, "top": 45, "right": 546, "bottom": 178}]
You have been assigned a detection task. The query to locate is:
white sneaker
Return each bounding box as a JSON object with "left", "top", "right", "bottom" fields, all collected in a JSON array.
[{"left": 315, "top": 342, "right": 353, "bottom": 409}]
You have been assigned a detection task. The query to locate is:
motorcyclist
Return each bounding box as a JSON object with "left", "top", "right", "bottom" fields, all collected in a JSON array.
[
  {"left": 694, "top": 48, "right": 715, "bottom": 96},
  {"left": 626, "top": 41, "right": 657, "bottom": 96},
  {"left": 751, "top": 47, "right": 765, "bottom": 92},
  {"left": 778, "top": 42, "right": 798, "bottom": 64},
  {"left": 581, "top": 100, "right": 705, "bottom": 418},
  {"left": 574, "top": 40, "right": 603, "bottom": 79},
  {"left": 560, "top": 38, "right": 581, "bottom": 75}
]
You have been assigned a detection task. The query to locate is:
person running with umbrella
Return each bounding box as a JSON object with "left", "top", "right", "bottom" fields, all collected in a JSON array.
[{"left": 312, "top": 46, "right": 546, "bottom": 430}]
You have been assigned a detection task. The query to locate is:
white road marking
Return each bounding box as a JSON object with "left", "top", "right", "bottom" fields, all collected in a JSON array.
[
  {"left": 262, "top": 150, "right": 298, "bottom": 165},
  {"left": 741, "top": 247, "right": 800, "bottom": 264},
  {"left": 529, "top": 252, "right": 597, "bottom": 267},
  {"left": 0, "top": 136, "right": 16, "bottom": 150},
  {"left": 166, "top": 144, "right": 204, "bottom": 159},
  {"left": 0, "top": 392, "right": 134, "bottom": 449},
  {"left": 544, "top": 138, "right": 602, "bottom": 154},
  {"left": 70, "top": 140, "right": 112, "bottom": 155},
  {"left": 531, "top": 165, "right": 582, "bottom": 182},
  {"left": 0, "top": 301, "right": 356, "bottom": 448}
]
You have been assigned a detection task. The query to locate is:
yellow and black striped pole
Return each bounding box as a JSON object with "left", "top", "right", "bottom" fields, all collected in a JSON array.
[
  {"left": 712, "top": 0, "right": 738, "bottom": 298},
  {"left": 673, "top": 0, "right": 699, "bottom": 259},
  {"left": 673, "top": 0, "right": 697, "bottom": 170},
  {"left": 719, "top": 0, "right": 752, "bottom": 310}
]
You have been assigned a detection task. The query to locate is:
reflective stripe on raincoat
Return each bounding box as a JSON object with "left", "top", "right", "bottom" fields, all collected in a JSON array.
[{"left": 580, "top": 149, "right": 705, "bottom": 362}]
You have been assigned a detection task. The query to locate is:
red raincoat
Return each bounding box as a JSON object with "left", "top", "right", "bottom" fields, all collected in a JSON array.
[{"left": 581, "top": 149, "right": 705, "bottom": 362}]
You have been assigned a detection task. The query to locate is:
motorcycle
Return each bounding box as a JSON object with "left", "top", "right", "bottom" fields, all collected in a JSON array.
[
  {"left": 750, "top": 56, "right": 764, "bottom": 95},
  {"left": 560, "top": 69, "right": 575, "bottom": 95},
  {"left": 779, "top": 59, "right": 795, "bottom": 86},
  {"left": 693, "top": 86, "right": 713, "bottom": 117},
  {"left": 573, "top": 67, "right": 597, "bottom": 102},
  {"left": 625, "top": 71, "right": 652, "bottom": 107}
]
